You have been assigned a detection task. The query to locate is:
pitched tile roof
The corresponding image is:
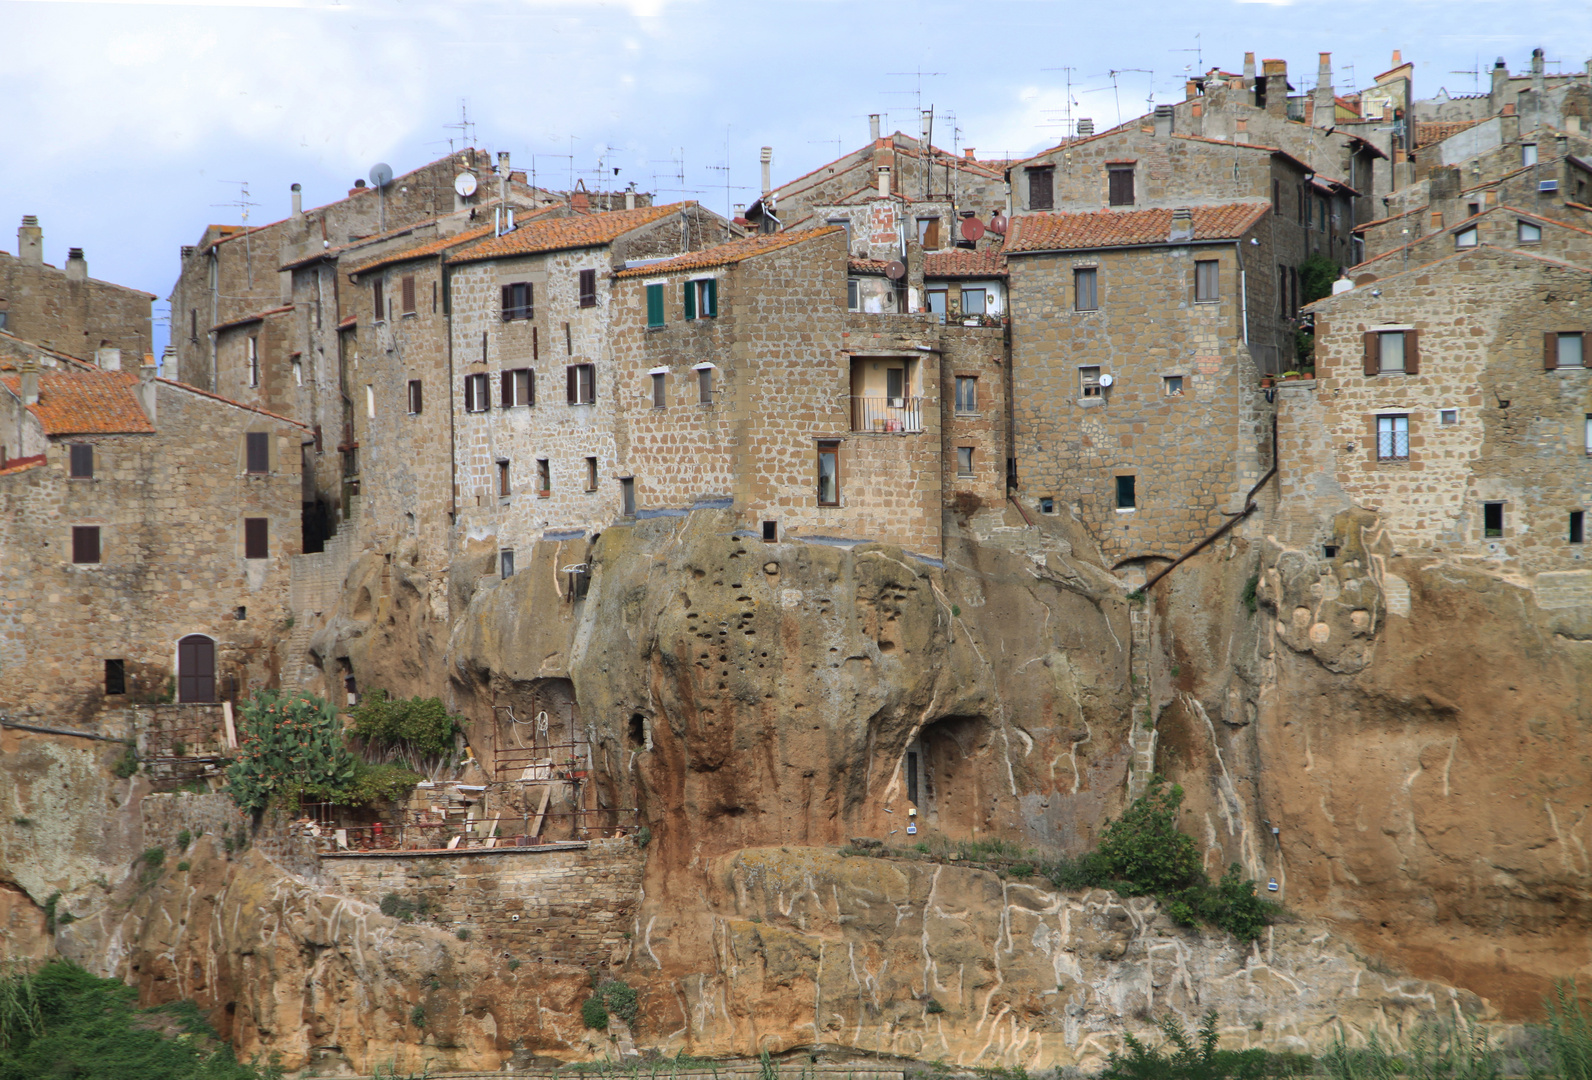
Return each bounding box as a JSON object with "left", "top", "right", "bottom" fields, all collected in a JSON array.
[
  {"left": 0, "top": 454, "right": 46, "bottom": 478},
  {"left": 1308, "top": 243, "right": 1592, "bottom": 310},
  {"left": 1, "top": 370, "right": 154, "bottom": 435},
  {"left": 925, "top": 245, "right": 1006, "bottom": 278},
  {"left": 212, "top": 304, "right": 293, "bottom": 334},
  {"left": 156, "top": 379, "right": 310, "bottom": 429},
  {"left": 848, "top": 257, "right": 895, "bottom": 275},
  {"left": 448, "top": 203, "right": 691, "bottom": 265},
  {"left": 614, "top": 227, "right": 840, "bottom": 278},
  {"left": 1350, "top": 204, "right": 1592, "bottom": 272},
  {"left": 0, "top": 331, "right": 95, "bottom": 373},
  {"left": 344, "top": 223, "right": 499, "bottom": 278},
  {"left": 1006, "top": 203, "right": 1270, "bottom": 253}
]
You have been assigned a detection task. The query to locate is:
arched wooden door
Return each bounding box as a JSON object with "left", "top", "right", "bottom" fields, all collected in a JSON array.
[{"left": 177, "top": 635, "right": 216, "bottom": 703}]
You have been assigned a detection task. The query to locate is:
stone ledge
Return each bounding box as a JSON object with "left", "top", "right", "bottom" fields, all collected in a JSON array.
[{"left": 319, "top": 840, "right": 590, "bottom": 859}]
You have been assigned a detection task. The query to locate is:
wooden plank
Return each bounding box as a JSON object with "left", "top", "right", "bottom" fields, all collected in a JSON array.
[{"left": 529, "top": 785, "right": 551, "bottom": 837}]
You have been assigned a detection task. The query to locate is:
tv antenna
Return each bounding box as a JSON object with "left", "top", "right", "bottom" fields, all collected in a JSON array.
[
  {"left": 1172, "top": 34, "right": 1202, "bottom": 74},
  {"left": 1042, "top": 66, "right": 1080, "bottom": 137},
  {"left": 1093, "top": 68, "right": 1154, "bottom": 125},
  {"left": 213, "top": 180, "right": 260, "bottom": 287},
  {"left": 1449, "top": 55, "right": 1483, "bottom": 93},
  {"left": 884, "top": 68, "right": 943, "bottom": 122},
  {"left": 444, "top": 100, "right": 476, "bottom": 154},
  {"left": 705, "top": 125, "right": 751, "bottom": 221}
]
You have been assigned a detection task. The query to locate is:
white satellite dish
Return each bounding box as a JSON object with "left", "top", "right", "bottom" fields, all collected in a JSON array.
[
  {"left": 454, "top": 172, "right": 478, "bottom": 197},
  {"left": 369, "top": 162, "right": 394, "bottom": 188},
  {"left": 1098, "top": 373, "right": 1115, "bottom": 388}
]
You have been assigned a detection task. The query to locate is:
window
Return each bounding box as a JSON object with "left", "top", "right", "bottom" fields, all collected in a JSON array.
[
  {"left": 847, "top": 279, "right": 861, "bottom": 311},
  {"left": 1080, "top": 366, "right": 1103, "bottom": 398},
  {"left": 1440, "top": 408, "right": 1458, "bottom": 425},
  {"left": 1522, "top": 143, "right": 1538, "bottom": 167},
  {"left": 1377, "top": 414, "right": 1410, "bottom": 461},
  {"left": 69, "top": 443, "right": 93, "bottom": 479},
  {"left": 500, "top": 549, "right": 515, "bottom": 578},
  {"left": 955, "top": 376, "right": 978, "bottom": 414},
  {"left": 1115, "top": 475, "right": 1137, "bottom": 510},
  {"left": 762, "top": 520, "right": 778, "bottom": 542},
  {"left": 917, "top": 217, "right": 941, "bottom": 249},
  {"left": 1455, "top": 226, "right": 1478, "bottom": 249},
  {"left": 1324, "top": 544, "right": 1339, "bottom": 558},
  {"left": 567, "top": 363, "right": 595, "bottom": 405},
  {"left": 408, "top": 379, "right": 423, "bottom": 415},
  {"left": 1572, "top": 511, "right": 1586, "bottom": 545},
  {"left": 1297, "top": 184, "right": 1306, "bottom": 225},
  {"left": 246, "top": 336, "right": 259, "bottom": 387},
  {"left": 72, "top": 525, "right": 100, "bottom": 564},
  {"left": 244, "top": 517, "right": 268, "bottom": 559},
  {"left": 1519, "top": 220, "right": 1543, "bottom": 243},
  {"left": 372, "top": 280, "right": 384, "bottom": 321},
  {"left": 245, "top": 431, "right": 269, "bottom": 474},
  {"left": 189, "top": 309, "right": 197, "bottom": 343},
  {"left": 365, "top": 384, "right": 375, "bottom": 418},
  {"left": 104, "top": 659, "right": 126, "bottom": 696},
  {"left": 1585, "top": 414, "right": 1591, "bottom": 455},
  {"left": 1074, "top": 268, "right": 1098, "bottom": 311},
  {"left": 684, "top": 278, "right": 717, "bottom": 319},
  {"left": 535, "top": 458, "right": 550, "bottom": 494},
  {"left": 1164, "top": 375, "right": 1184, "bottom": 396},
  {"left": 501, "top": 367, "right": 533, "bottom": 407},
  {"left": 926, "top": 289, "right": 947, "bottom": 323},
  {"left": 1278, "top": 265, "right": 1288, "bottom": 315},
  {"left": 1272, "top": 178, "right": 1281, "bottom": 213},
  {"left": 401, "top": 275, "right": 416, "bottom": 314},
  {"left": 1039, "top": 497, "right": 1055, "bottom": 514},
  {"left": 886, "top": 366, "right": 905, "bottom": 403},
  {"left": 464, "top": 372, "right": 490, "bottom": 412},
  {"left": 1107, "top": 165, "right": 1135, "bottom": 207},
  {"left": 646, "top": 283, "right": 665, "bottom": 327},
  {"left": 1467, "top": 202, "right": 1481, "bottom": 217},
  {"left": 620, "top": 477, "right": 636, "bottom": 516},
  {"left": 817, "top": 442, "right": 840, "bottom": 506},
  {"left": 1195, "top": 260, "right": 1219, "bottom": 302},
  {"left": 697, "top": 366, "right": 714, "bottom": 404},
  {"left": 1027, "top": 165, "right": 1054, "bottom": 211},
  {"left": 585, "top": 456, "right": 598, "bottom": 491},
  {"left": 292, "top": 357, "right": 302, "bottom": 386},
  {"left": 1547, "top": 332, "right": 1585, "bottom": 369},
  {"left": 652, "top": 372, "right": 666, "bottom": 408},
  {"left": 564, "top": 322, "right": 572, "bottom": 353},
  {"left": 1484, "top": 501, "right": 1504, "bottom": 538},
  {"left": 501, "top": 282, "right": 533, "bottom": 321},
  {"left": 956, "top": 446, "right": 975, "bottom": 476},
  {"left": 1365, "top": 330, "right": 1419, "bottom": 375},
  {"left": 497, "top": 459, "right": 512, "bottom": 497},
  {"left": 961, "top": 287, "right": 987, "bottom": 316},
  {"left": 579, "top": 268, "right": 597, "bottom": 308}
]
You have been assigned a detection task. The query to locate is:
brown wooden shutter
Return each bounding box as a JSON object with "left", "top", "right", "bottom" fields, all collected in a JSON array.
[
  {"left": 402, "top": 275, "right": 416, "bottom": 313},
  {"left": 244, "top": 518, "right": 268, "bottom": 559},
  {"left": 1545, "top": 332, "right": 1559, "bottom": 370},
  {"left": 1404, "top": 331, "right": 1420, "bottom": 374},
  {"left": 567, "top": 365, "right": 577, "bottom": 404},
  {"left": 373, "top": 281, "right": 383, "bottom": 320},
  {"left": 501, "top": 285, "right": 513, "bottom": 321},
  {"left": 501, "top": 370, "right": 513, "bottom": 407},
  {"left": 464, "top": 375, "right": 475, "bottom": 413},
  {"left": 246, "top": 432, "right": 269, "bottom": 474},
  {"left": 72, "top": 525, "right": 100, "bottom": 564},
  {"left": 1362, "top": 332, "right": 1379, "bottom": 376}
]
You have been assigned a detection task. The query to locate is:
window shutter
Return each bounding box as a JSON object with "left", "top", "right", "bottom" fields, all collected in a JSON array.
[
  {"left": 705, "top": 278, "right": 718, "bottom": 317},
  {"left": 567, "top": 365, "right": 577, "bottom": 404},
  {"left": 683, "top": 281, "right": 696, "bottom": 320},
  {"left": 646, "top": 284, "right": 664, "bottom": 327},
  {"left": 1362, "top": 332, "right": 1379, "bottom": 376},
  {"left": 1404, "top": 331, "right": 1420, "bottom": 374},
  {"left": 1545, "top": 332, "right": 1559, "bottom": 370},
  {"left": 464, "top": 375, "right": 475, "bottom": 413},
  {"left": 402, "top": 276, "right": 416, "bottom": 313},
  {"left": 501, "top": 285, "right": 512, "bottom": 322},
  {"left": 244, "top": 518, "right": 268, "bottom": 559},
  {"left": 246, "top": 432, "right": 269, "bottom": 474},
  {"left": 373, "top": 282, "right": 383, "bottom": 320},
  {"left": 526, "top": 369, "right": 536, "bottom": 407},
  {"left": 501, "top": 370, "right": 513, "bottom": 407}
]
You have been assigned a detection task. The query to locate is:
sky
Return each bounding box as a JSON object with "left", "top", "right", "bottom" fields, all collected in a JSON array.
[{"left": 1, "top": 0, "right": 1588, "bottom": 355}]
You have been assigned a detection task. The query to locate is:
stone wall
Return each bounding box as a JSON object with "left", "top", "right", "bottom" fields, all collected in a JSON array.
[
  {"left": 0, "top": 219, "right": 152, "bottom": 363},
  {"left": 318, "top": 837, "right": 644, "bottom": 965},
  {"left": 1356, "top": 204, "right": 1592, "bottom": 277}
]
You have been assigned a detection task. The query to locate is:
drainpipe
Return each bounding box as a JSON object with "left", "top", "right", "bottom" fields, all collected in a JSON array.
[
  {"left": 444, "top": 255, "right": 457, "bottom": 521},
  {"left": 1235, "top": 239, "right": 1250, "bottom": 347}
]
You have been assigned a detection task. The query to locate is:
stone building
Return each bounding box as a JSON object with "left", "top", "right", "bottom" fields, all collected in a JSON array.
[
  {"left": 444, "top": 202, "right": 739, "bottom": 569},
  {"left": 1277, "top": 244, "right": 1592, "bottom": 574},
  {"left": 0, "top": 356, "right": 306, "bottom": 722},
  {"left": 608, "top": 227, "right": 1007, "bottom": 555},
  {"left": 1352, "top": 203, "right": 1592, "bottom": 279},
  {"left": 1005, "top": 203, "right": 1279, "bottom": 567},
  {"left": 0, "top": 216, "right": 153, "bottom": 363}
]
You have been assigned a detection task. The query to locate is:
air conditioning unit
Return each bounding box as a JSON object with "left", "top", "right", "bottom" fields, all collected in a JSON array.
[{"left": 1539, "top": 179, "right": 1560, "bottom": 192}]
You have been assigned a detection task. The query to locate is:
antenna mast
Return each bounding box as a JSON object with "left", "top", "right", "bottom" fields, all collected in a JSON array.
[{"left": 214, "top": 180, "right": 260, "bottom": 288}]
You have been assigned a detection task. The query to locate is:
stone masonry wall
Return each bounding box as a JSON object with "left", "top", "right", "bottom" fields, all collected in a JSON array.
[
  {"left": 0, "top": 233, "right": 152, "bottom": 363},
  {"left": 318, "top": 838, "right": 644, "bottom": 965}
]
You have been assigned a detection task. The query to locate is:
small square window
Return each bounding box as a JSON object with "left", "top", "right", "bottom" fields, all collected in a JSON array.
[
  {"left": 1379, "top": 331, "right": 1407, "bottom": 373},
  {"left": 698, "top": 366, "right": 714, "bottom": 404},
  {"left": 1519, "top": 220, "right": 1543, "bottom": 243},
  {"left": 72, "top": 525, "right": 100, "bottom": 564},
  {"left": 1522, "top": 144, "right": 1538, "bottom": 167},
  {"left": 243, "top": 517, "right": 268, "bottom": 559},
  {"left": 1107, "top": 165, "right": 1135, "bottom": 207},
  {"left": 1074, "top": 268, "right": 1098, "bottom": 312},
  {"left": 956, "top": 447, "right": 975, "bottom": 476},
  {"left": 1571, "top": 510, "right": 1585, "bottom": 545},
  {"left": 1323, "top": 544, "right": 1339, "bottom": 559},
  {"left": 104, "top": 658, "right": 126, "bottom": 696},
  {"left": 69, "top": 443, "right": 93, "bottom": 479},
  {"left": 567, "top": 363, "right": 595, "bottom": 405},
  {"left": 501, "top": 282, "right": 533, "bottom": 320},
  {"left": 762, "top": 520, "right": 778, "bottom": 542},
  {"left": 1080, "top": 366, "right": 1103, "bottom": 398},
  {"left": 1440, "top": 409, "right": 1458, "bottom": 425},
  {"left": 1039, "top": 497, "right": 1055, "bottom": 514},
  {"left": 1164, "top": 376, "right": 1184, "bottom": 397},
  {"left": 685, "top": 278, "right": 717, "bottom": 319},
  {"left": 501, "top": 368, "right": 533, "bottom": 407},
  {"left": 1455, "top": 227, "right": 1478, "bottom": 248},
  {"left": 408, "top": 379, "right": 423, "bottom": 415},
  {"left": 1115, "top": 475, "right": 1137, "bottom": 510},
  {"left": 955, "top": 376, "right": 978, "bottom": 414},
  {"left": 652, "top": 372, "right": 667, "bottom": 408},
  {"left": 501, "top": 549, "right": 516, "bottom": 578},
  {"left": 1557, "top": 332, "right": 1585, "bottom": 369},
  {"left": 1484, "top": 501, "right": 1505, "bottom": 538},
  {"left": 585, "top": 456, "right": 598, "bottom": 492},
  {"left": 535, "top": 458, "right": 550, "bottom": 495},
  {"left": 961, "top": 287, "right": 987, "bottom": 316},
  {"left": 464, "top": 372, "right": 490, "bottom": 412}
]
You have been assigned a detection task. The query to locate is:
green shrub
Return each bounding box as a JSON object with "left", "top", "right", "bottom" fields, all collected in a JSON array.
[
  {"left": 348, "top": 690, "right": 461, "bottom": 764},
  {"left": 408, "top": 1004, "right": 426, "bottom": 1028},
  {"left": 225, "top": 691, "right": 354, "bottom": 813},
  {"left": 142, "top": 848, "right": 166, "bottom": 871},
  {"left": 1010, "top": 863, "right": 1034, "bottom": 880},
  {"left": 1541, "top": 980, "right": 1592, "bottom": 1080},
  {"left": 1104, "top": 1010, "right": 1314, "bottom": 1080},
  {"left": 1320, "top": 1018, "right": 1502, "bottom": 1080},
  {"left": 634, "top": 826, "right": 652, "bottom": 848},
  {"left": 111, "top": 747, "right": 139, "bottom": 779},
  {"left": 10, "top": 819, "right": 29, "bottom": 828},
  {"left": 507, "top": 960, "right": 521, "bottom": 972},
  {"left": 176, "top": 830, "right": 191, "bottom": 851},
  {"left": 1096, "top": 779, "right": 1203, "bottom": 894},
  {"left": 41, "top": 892, "right": 76, "bottom": 935},
  {"left": 925, "top": 999, "right": 946, "bottom": 1015},
  {"left": 341, "top": 760, "right": 422, "bottom": 807},
  {"left": 1242, "top": 574, "right": 1260, "bottom": 614},
  {"left": 454, "top": 928, "right": 471, "bottom": 942},
  {"left": 1300, "top": 252, "right": 1340, "bottom": 307},
  {"left": 378, "top": 893, "right": 433, "bottom": 923},
  {"left": 580, "top": 996, "right": 609, "bottom": 1031},
  {"left": 177, "top": 862, "right": 191, "bottom": 873}
]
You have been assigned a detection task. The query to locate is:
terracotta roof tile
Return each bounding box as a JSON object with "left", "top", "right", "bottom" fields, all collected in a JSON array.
[
  {"left": 344, "top": 223, "right": 500, "bottom": 278},
  {"left": 1, "top": 370, "right": 154, "bottom": 435},
  {"left": 1007, "top": 203, "right": 1270, "bottom": 253},
  {"left": 337, "top": 315, "right": 357, "bottom": 330},
  {"left": 615, "top": 227, "right": 840, "bottom": 278},
  {"left": 924, "top": 245, "right": 1007, "bottom": 278},
  {"left": 848, "top": 257, "right": 895, "bottom": 275},
  {"left": 0, "top": 331, "right": 96, "bottom": 373},
  {"left": 1415, "top": 118, "right": 1484, "bottom": 147},
  {"left": 448, "top": 203, "right": 692, "bottom": 264},
  {"left": 212, "top": 305, "right": 292, "bottom": 334},
  {"left": 0, "top": 454, "right": 46, "bottom": 477}
]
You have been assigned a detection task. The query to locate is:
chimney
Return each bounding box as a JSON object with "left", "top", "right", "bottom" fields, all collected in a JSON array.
[
  {"left": 161, "top": 345, "right": 176, "bottom": 376},
  {"left": 1492, "top": 57, "right": 1509, "bottom": 108},
  {"left": 137, "top": 355, "right": 158, "bottom": 425},
  {"left": 1186, "top": 79, "right": 1200, "bottom": 100},
  {"left": 1243, "top": 52, "right": 1257, "bottom": 88},
  {"left": 65, "top": 248, "right": 87, "bottom": 282},
  {"left": 1391, "top": 50, "right": 1402, "bottom": 67},
  {"left": 291, "top": 182, "right": 302, "bottom": 216},
  {"left": 760, "top": 147, "right": 773, "bottom": 197},
  {"left": 1077, "top": 118, "right": 1095, "bottom": 137},
  {"left": 624, "top": 185, "right": 636, "bottom": 211},
  {"left": 964, "top": 148, "right": 976, "bottom": 160},
  {"left": 1169, "top": 207, "right": 1194, "bottom": 242},
  {"left": 95, "top": 346, "right": 121, "bottom": 371},
  {"left": 1153, "top": 104, "right": 1175, "bottom": 137},
  {"left": 877, "top": 166, "right": 891, "bottom": 198},
  {"left": 20, "top": 358, "right": 39, "bottom": 407},
  {"left": 498, "top": 151, "right": 510, "bottom": 175},
  {"left": 1502, "top": 103, "right": 1520, "bottom": 145},
  {"left": 17, "top": 216, "right": 41, "bottom": 268},
  {"left": 181, "top": 244, "right": 196, "bottom": 259},
  {"left": 869, "top": 114, "right": 881, "bottom": 142},
  {"left": 1314, "top": 52, "right": 1336, "bottom": 127},
  {"left": 1262, "top": 59, "right": 1289, "bottom": 118}
]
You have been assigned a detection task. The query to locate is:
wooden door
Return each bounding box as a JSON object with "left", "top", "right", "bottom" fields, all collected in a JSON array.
[{"left": 177, "top": 635, "right": 215, "bottom": 703}]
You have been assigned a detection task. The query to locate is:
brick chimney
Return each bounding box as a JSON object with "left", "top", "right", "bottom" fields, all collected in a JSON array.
[
  {"left": 1243, "top": 52, "right": 1256, "bottom": 88},
  {"left": 1154, "top": 104, "right": 1175, "bottom": 137},
  {"left": 964, "top": 148, "right": 976, "bottom": 161},
  {"left": 1262, "top": 59, "right": 1289, "bottom": 118},
  {"left": 137, "top": 355, "right": 158, "bottom": 425},
  {"left": 20, "top": 357, "right": 39, "bottom": 406},
  {"left": 1169, "top": 207, "right": 1195, "bottom": 242},
  {"left": 65, "top": 248, "right": 87, "bottom": 282},
  {"left": 1314, "top": 52, "right": 1335, "bottom": 127},
  {"left": 17, "top": 216, "right": 41, "bottom": 268}
]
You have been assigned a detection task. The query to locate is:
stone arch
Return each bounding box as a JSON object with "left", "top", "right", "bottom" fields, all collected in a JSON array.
[{"left": 174, "top": 633, "right": 217, "bottom": 703}]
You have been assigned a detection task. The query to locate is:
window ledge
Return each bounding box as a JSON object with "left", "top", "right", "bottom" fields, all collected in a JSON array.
[
  {"left": 1077, "top": 397, "right": 1106, "bottom": 407},
  {"left": 954, "top": 410, "right": 980, "bottom": 418},
  {"left": 1115, "top": 507, "right": 1136, "bottom": 514}
]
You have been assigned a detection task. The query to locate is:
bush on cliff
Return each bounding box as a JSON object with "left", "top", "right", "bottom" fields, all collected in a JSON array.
[
  {"left": 348, "top": 690, "right": 461, "bottom": 768},
  {"left": 1102, "top": 1010, "right": 1314, "bottom": 1080}
]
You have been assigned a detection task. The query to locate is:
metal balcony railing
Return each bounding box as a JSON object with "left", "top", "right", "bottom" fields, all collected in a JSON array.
[{"left": 851, "top": 395, "right": 924, "bottom": 433}]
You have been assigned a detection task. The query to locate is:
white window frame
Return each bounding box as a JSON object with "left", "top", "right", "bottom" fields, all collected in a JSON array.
[
  {"left": 1519, "top": 220, "right": 1543, "bottom": 243},
  {"left": 956, "top": 446, "right": 975, "bottom": 477},
  {"left": 1079, "top": 366, "right": 1103, "bottom": 398},
  {"left": 1377, "top": 413, "right": 1410, "bottom": 461},
  {"left": 954, "top": 375, "right": 978, "bottom": 414},
  {"left": 1558, "top": 332, "right": 1585, "bottom": 369},
  {"left": 1455, "top": 226, "right": 1478, "bottom": 248}
]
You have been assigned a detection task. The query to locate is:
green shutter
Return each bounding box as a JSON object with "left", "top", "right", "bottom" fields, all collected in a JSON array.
[
  {"left": 646, "top": 284, "right": 664, "bottom": 327},
  {"left": 704, "top": 278, "right": 718, "bottom": 318},
  {"left": 683, "top": 280, "right": 696, "bottom": 320}
]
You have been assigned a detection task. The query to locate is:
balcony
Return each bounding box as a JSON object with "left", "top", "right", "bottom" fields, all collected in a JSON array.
[{"left": 851, "top": 396, "right": 924, "bottom": 433}]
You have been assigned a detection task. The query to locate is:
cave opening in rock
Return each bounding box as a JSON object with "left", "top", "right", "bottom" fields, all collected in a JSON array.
[
  {"left": 627, "top": 714, "right": 647, "bottom": 749},
  {"left": 908, "top": 715, "right": 992, "bottom": 840}
]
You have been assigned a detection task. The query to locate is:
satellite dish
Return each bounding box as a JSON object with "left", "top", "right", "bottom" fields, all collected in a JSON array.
[
  {"left": 988, "top": 213, "right": 1008, "bottom": 236},
  {"left": 369, "top": 162, "right": 394, "bottom": 189},
  {"left": 454, "top": 172, "right": 478, "bottom": 197},
  {"left": 960, "top": 217, "right": 986, "bottom": 241},
  {"left": 885, "top": 260, "right": 907, "bottom": 280},
  {"left": 1098, "top": 373, "right": 1115, "bottom": 388}
]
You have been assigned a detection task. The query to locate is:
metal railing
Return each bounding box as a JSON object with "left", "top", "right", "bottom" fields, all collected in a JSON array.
[
  {"left": 305, "top": 807, "right": 641, "bottom": 853},
  {"left": 850, "top": 395, "right": 924, "bottom": 433}
]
